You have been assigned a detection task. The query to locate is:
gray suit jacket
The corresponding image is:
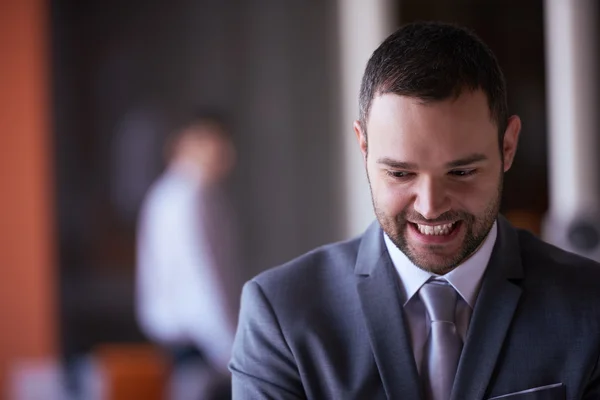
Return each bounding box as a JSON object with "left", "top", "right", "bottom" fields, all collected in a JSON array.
[{"left": 230, "top": 217, "right": 600, "bottom": 399}]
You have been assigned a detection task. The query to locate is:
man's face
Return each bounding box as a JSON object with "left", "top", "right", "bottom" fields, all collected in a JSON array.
[{"left": 355, "top": 90, "right": 520, "bottom": 274}]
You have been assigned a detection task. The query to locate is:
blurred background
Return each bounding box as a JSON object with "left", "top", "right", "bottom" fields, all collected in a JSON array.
[{"left": 1, "top": 0, "right": 599, "bottom": 398}]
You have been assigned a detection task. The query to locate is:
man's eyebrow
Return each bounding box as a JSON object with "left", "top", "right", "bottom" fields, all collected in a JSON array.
[
  {"left": 376, "top": 158, "right": 418, "bottom": 170},
  {"left": 376, "top": 154, "right": 488, "bottom": 169},
  {"left": 445, "top": 153, "right": 488, "bottom": 168}
]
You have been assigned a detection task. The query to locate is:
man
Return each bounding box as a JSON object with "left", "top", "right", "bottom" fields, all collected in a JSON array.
[
  {"left": 136, "top": 112, "right": 238, "bottom": 399},
  {"left": 230, "top": 22, "right": 600, "bottom": 400}
]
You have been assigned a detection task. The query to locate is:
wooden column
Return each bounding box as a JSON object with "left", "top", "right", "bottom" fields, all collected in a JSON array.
[{"left": 0, "top": 0, "right": 56, "bottom": 395}]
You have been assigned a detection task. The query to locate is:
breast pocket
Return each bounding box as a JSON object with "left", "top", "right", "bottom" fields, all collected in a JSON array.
[{"left": 487, "top": 383, "right": 565, "bottom": 400}]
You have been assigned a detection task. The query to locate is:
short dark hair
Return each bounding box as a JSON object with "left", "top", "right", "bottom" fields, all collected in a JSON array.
[
  {"left": 181, "top": 108, "right": 231, "bottom": 136},
  {"left": 164, "top": 108, "right": 232, "bottom": 161},
  {"left": 359, "top": 21, "right": 508, "bottom": 146}
]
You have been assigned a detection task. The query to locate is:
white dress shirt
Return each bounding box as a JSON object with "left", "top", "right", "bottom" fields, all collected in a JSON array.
[
  {"left": 384, "top": 221, "right": 498, "bottom": 373},
  {"left": 135, "top": 165, "right": 236, "bottom": 372}
]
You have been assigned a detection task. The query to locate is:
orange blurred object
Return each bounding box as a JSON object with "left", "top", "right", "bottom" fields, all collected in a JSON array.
[
  {"left": 504, "top": 209, "right": 542, "bottom": 236},
  {"left": 94, "top": 344, "right": 169, "bottom": 400}
]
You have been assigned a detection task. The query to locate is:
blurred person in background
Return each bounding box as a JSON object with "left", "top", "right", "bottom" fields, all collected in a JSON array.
[
  {"left": 230, "top": 22, "right": 600, "bottom": 399},
  {"left": 136, "top": 111, "right": 238, "bottom": 400}
]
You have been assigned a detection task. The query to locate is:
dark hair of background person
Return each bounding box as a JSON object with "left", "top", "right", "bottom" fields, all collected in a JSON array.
[
  {"left": 164, "top": 108, "right": 232, "bottom": 162},
  {"left": 358, "top": 21, "right": 509, "bottom": 152}
]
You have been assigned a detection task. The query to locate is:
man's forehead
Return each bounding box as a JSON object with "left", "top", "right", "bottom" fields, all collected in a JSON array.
[
  {"left": 366, "top": 92, "right": 496, "bottom": 141},
  {"left": 367, "top": 90, "right": 492, "bottom": 123}
]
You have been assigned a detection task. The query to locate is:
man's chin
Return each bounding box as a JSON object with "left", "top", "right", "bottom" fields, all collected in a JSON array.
[
  {"left": 415, "top": 260, "right": 459, "bottom": 275},
  {"left": 405, "top": 249, "right": 464, "bottom": 275}
]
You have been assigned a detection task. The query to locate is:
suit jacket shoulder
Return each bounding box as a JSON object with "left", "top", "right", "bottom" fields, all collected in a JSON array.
[
  {"left": 253, "top": 236, "right": 363, "bottom": 293},
  {"left": 255, "top": 236, "right": 361, "bottom": 284},
  {"left": 249, "top": 236, "right": 364, "bottom": 329}
]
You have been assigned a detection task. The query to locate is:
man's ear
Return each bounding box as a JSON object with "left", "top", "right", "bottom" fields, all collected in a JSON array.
[
  {"left": 502, "top": 115, "right": 521, "bottom": 172},
  {"left": 354, "top": 120, "right": 368, "bottom": 163}
]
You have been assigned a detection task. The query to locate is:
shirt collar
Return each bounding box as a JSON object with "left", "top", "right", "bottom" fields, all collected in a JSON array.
[{"left": 384, "top": 220, "right": 497, "bottom": 308}]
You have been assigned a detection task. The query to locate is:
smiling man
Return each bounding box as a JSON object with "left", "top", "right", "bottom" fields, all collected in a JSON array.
[{"left": 230, "top": 22, "right": 600, "bottom": 400}]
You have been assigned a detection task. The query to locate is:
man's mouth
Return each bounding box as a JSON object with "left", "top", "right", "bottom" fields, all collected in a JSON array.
[{"left": 412, "top": 221, "right": 459, "bottom": 236}]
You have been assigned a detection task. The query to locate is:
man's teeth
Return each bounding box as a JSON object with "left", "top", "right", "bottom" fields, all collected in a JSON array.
[{"left": 416, "top": 222, "right": 456, "bottom": 236}]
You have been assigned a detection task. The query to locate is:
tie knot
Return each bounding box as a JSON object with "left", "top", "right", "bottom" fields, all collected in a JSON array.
[{"left": 419, "top": 280, "right": 458, "bottom": 323}]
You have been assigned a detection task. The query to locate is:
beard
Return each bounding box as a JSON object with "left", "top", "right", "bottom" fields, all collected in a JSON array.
[{"left": 371, "top": 175, "right": 502, "bottom": 275}]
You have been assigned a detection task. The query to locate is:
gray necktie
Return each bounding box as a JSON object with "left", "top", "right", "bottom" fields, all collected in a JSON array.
[{"left": 419, "top": 280, "right": 463, "bottom": 400}]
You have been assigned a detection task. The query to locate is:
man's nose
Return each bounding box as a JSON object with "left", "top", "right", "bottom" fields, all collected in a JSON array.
[{"left": 413, "top": 178, "right": 451, "bottom": 220}]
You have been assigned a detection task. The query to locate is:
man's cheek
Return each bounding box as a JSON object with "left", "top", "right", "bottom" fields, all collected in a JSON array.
[{"left": 385, "top": 187, "right": 409, "bottom": 208}]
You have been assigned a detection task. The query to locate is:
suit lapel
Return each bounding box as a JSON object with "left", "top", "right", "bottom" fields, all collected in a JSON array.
[
  {"left": 355, "top": 222, "right": 422, "bottom": 399},
  {"left": 451, "top": 216, "right": 524, "bottom": 400}
]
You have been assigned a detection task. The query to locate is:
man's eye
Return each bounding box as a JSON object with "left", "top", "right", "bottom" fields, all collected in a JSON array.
[
  {"left": 387, "top": 171, "right": 413, "bottom": 178},
  {"left": 449, "top": 169, "right": 476, "bottom": 177}
]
